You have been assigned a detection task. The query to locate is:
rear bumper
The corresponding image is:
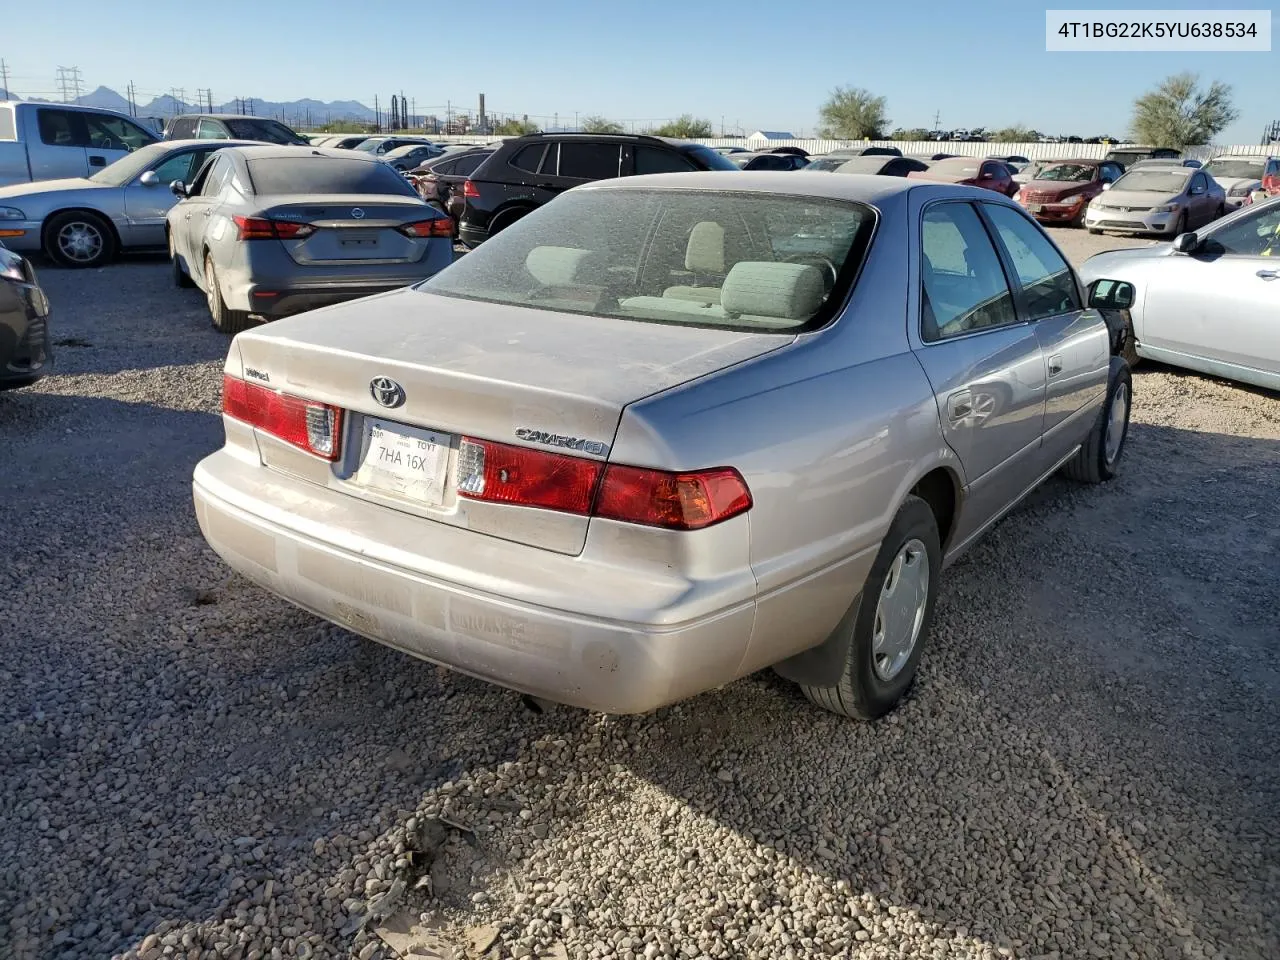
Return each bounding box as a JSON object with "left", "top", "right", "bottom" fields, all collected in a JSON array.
[
  {"left": 192, "top": 449, "right": 757, "bottom": 713},
  {"left": 245, "top": 280, "right": 420, "bottom": 318}
]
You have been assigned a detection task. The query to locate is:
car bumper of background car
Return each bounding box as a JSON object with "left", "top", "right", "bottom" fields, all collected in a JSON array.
[
  {"left": 192, "top": 449, "right": 758, "bottom": 714},
  {"left": 0, "top": 273, "right": 52, "bottom": 389},
  {"left": 1025, "top": 199, "right": 1087, "bottom": 222},
  {"left": 1085, "top": 208, "right": 1178, "bottom": 233},
  {"left": 457, "top": 223, "right": 490, "bottom": 248}
]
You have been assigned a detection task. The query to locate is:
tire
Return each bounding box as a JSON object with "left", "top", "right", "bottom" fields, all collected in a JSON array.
[
  {"left": 43, "top": 211, "right": 116, "bottom": 268},
  {"left": 488, "top": 207, "right": 530, "bottom": 237},
  {"left": 169, "top": 232, "right": 193, "bottom": 288},
  {"left": 1063, "top": 364, "right": 1131, "bottom": 484},
  {"left": 204, "top": 255, "right": 251, "bottom": 336},
  {"left": 799, "top": 495, "right": 941, "bottom": 720},
  {"left": 1171, "top": 211, "right": 1187, "bottom": 237},
  {"left": 1087, "top": 227, "right": 1100, "bottom": 235}
]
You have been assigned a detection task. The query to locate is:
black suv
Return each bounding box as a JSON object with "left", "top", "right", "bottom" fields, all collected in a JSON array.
[
  {"left": 164, "top": 115, "right": 308, "bottom": 145},
  {"left": 457, "top": 133, "right": 739, "bottom": 246}
]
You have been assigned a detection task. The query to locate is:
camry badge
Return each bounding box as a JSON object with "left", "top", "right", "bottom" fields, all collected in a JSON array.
[{"left": 370, "top": 377, "right": 405, "bottom": 408}]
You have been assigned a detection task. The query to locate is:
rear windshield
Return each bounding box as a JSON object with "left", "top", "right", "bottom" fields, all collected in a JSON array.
[
  {"left": 1112, "top": 170, "right": 1190, "bottom": 193},
  {"left": 225, "top": 119, "right": 302, "bottom": 144},
  {"left": 246, "top": 157, "right": 418, "bottom": 196},
  {"left": 422, "top": 188, "right": 876, "bottom": 332},
  {"left": 1203, "top": 158, "right": 1265, "bottom": 180},
  {"left": 684, "top": 146, "right": 743, "bottom": 171}
]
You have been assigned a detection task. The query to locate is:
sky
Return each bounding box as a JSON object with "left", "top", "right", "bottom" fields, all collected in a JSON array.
[{"left": 3, "top": 0, "right": 1275, "bottom": 144}]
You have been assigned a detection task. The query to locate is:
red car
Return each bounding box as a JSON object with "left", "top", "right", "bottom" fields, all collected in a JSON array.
[
  {"left": 908, "top": 157, "right": 1017, "bottom": 196},
  {"left": 1015, "top": 159, "right": 1125, "bottom": 227}
]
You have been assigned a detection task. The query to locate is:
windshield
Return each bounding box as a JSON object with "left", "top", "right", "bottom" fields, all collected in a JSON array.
[
  {"left": 224, "top": 118, "right": 303, "bottom": 144},
  {"left": 1112, "top": 170, "right": 1190, "bottom": 193},
  {"left": 1037, "top": 163, "right": 1094, "bottom": 183},
  {"left": 246, "top": 157, "right": 419, "bottom": 196},
  {"left": 1203, "top": 159, "right": 1265, "bottom": 180},
  {"left": 684, "top": 146, "right": 742, "bottom": 171},
  {"left": 354, "top": 139, "right": 387, "bottom": 153},
  {"left": 422, "top": 188, "right": 875, "bottom": 332},
  {"left": 804, "top": 158, "right": 849, "bottom": 172},
  {"left": 88, "top": 142, "right": 173, "bottom": 186}
]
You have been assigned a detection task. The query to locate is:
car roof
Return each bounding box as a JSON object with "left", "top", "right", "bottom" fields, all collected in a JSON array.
[
  {"left": 220, "top": 145, "right": 378, "bottom": 161},
  {"left": 1041, "top": 158, "right": 1102, "bottom": 166},
  {"left": 580, "top": 169, "right": 988, "bottom": 205},
  {"left": 162, "top": 138, "right": 258, "bottom": 149},
  {"left": 172, "top": 114, "right": 282, "bottom": 122}
]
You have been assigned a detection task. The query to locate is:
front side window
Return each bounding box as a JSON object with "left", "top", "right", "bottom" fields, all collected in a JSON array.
[
  {"left": 168, "top": 118, "right": 197, "bottom": 139},
  {"left": 84, "top": 113, "right": 155, "bottom": 151},
  {"left": 983, "top": 205, "right": 1080, "bottom": 320},
  {"left": 421, "top": 188, "right": 875, "bottom": 332},
  {"left": 1190, "top": 174, "right": 1208, "bottom": 194},
  {"left": 1203, "top": 206, "right": 1280, "bottom": 256},
  {"left": 556, "top": 142, "right": 622, "bottom": 180},
  {"left": 920, "top": 202, "right": 1017, "bottom": 342}
]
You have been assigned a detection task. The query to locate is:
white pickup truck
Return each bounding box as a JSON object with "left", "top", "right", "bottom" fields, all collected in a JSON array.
[{"left": 0, "top": 101, "right": 159, "bottom": 187}]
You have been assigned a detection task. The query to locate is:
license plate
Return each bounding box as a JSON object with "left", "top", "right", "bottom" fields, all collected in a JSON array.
[
  {"left": 1029, "top": 203, "right": 1043, "bottom": 214},
  {"left": 354, "top": 419, "right": 450, "bottom": 506},
  {"left": 341, "top": 232, "right": 379, "bottom": 247}
]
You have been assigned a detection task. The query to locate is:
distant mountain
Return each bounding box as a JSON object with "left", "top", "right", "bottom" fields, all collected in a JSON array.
[{"left": 3, "top": 84, "right": 376, "bottom": 124}]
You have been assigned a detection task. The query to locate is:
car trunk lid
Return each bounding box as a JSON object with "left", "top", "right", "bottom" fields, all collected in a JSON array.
[
  {"left": 231, "top": 287, "right": 794, "bottom": 554},
  {"left": 256, "top": 194, "right": 437, "bottom": 266}
]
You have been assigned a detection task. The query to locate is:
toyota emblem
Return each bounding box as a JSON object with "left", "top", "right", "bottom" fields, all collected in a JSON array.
[
  {"left": 351, "top": 207, "right": 366, "bottom": 219},
  {"left": 370, "top": 377, "right": 405, "bottom": 408}
]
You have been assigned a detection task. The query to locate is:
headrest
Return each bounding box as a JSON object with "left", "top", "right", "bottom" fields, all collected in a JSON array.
[
  {"left": 525, "top": 246, "right": 598, "bottom": 286},
  {"left": 685, "top": 222, "right": 726, "bottom": 274},
  {"left": 720, "top": 261, "right": 824, "bottom": 320}
]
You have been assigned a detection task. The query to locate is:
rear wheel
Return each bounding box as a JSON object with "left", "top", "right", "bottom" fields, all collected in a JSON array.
[
  {"left": 1063, "top": 365, "right": 1131, "bottom": 484},
  {"left": 799, "top": 495, "right": 941, "bottom": 720},
  {"left": 488, "top": 206, "right": 531, "bottom": 237},
  {"left": 169, "top": 232, "right": 193, "bottom": 288},
  {"left": 44, "top": 211, "right": 115, "bottom": 268},
  {"left": 204, "top": 255, "right": 251, "bottom": 336}
]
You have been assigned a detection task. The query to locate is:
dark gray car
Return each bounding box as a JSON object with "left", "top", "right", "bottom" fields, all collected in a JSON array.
[{"left": 166, "top": 146, "right": 455, "bottom": 334}]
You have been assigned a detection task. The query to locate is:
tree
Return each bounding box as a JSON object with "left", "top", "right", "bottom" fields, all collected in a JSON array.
[
  {"left": 889, "top": 127, "right": 932, "bottom": 141},
  {"left": 1130, "top": 72, "right": 1238, "bottom": 147},
  {"left": 494, "top": 117, "right": 540, "bottom": 136},
  {"left": 990, "top": 125, "right": 1038, "bottom": 143},
  {"left": 647, "top": 115, "right": 715, "bottom": 138},
  {"left": 581, "top": 115, "right": 625, "bottom": 134},
  {"left": 817, "top": 87, "right": 888, "bottom": 140}
]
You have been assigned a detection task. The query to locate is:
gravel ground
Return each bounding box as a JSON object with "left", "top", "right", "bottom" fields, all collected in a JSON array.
[{"left": 1, "top": 232, "right": 1277, "bottom": 960}]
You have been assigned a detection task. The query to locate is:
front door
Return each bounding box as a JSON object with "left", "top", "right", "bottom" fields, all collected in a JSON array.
[
  {"left": 122, "top": 148, "right": 216, "bottom": 247},
  {"left": 172, "top": 153, "right": 226, "bottom": 270},
  {"left": 912, "top": 200, "right": 1047, "bottom": 546},
  {"left": 81, "top": 111, "right": 157, "bottom": 175},
  {"left": 982, "top": 202, "right": 1111, "bottom": 466},
  {"left": 1142, "top": 203, "right": 1280, "bottom": 382}
]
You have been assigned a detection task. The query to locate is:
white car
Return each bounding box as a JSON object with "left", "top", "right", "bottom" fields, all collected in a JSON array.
[{"left": 1201, "top": 155, "right": 1280, "bottom": 209}]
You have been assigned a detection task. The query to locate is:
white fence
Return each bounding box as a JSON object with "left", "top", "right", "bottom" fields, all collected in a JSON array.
[{"left": 691, "top": 138, "right": 1271, "bottom": 161}]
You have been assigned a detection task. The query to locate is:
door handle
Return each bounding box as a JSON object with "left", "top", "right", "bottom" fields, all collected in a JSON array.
[
  {"left": 202, "top": 210, "right": 213, "bottom": 218},
  {"left": 1047, "top": 354, "right": 1064, "bottom": 377},
  {"left": 88, "top": 155, "right": 106, "bottom": 167},
  {"left": 1257, "top": 270, "right": 1278, "bottom": 281},
  {"left": 184, "top": 213, "right": 191, "bottom": 221},
  {"left": 946, "top": 389, "right": 973, "bottom": 423}
]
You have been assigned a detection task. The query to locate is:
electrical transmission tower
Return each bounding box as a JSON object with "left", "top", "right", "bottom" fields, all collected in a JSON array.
[
  {"left": 1264, "top": 120, "right": 1280, "bottom": 144},
  {"left": 56, "top": 66, "right": 83, "bottom": 103},
  {"left": 0, "top": 59, "right": 11, "bottom": 97}
]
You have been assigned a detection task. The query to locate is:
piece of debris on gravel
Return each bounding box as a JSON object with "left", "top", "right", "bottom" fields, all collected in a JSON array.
[{"left": 1, "top": 253, "right": 1276, "bottom": 960}]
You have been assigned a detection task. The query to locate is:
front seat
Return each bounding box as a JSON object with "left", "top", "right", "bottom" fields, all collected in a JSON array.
[{"left": 663, "top": 221, "right": 726, "bottom": 305}]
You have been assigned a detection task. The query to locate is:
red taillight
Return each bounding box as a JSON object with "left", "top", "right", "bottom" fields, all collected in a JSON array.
[
  {"left": 222, "top": 375, "right": 342, "bottom": 461},
  {"left": 462, "top": 179, "right": 480, "bottom": 199},
  {"left": 232, "top": 216, "right": 316, "bottom": 241},
  {"left": 456, "top": 436, "right": 752, "bottom": 530},
  {"left": 399, "top": 218, "right": 455, "bottom": 238},
  {"left": 596, "top": 465, "right": 752, "bottom": 530}
]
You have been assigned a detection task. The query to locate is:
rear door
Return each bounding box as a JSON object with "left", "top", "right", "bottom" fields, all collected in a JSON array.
[
  {"left": 981, "top": 202, "right": 1110, "bottom": 467},
  {"left": 911, "top": 200, "right": 1047, "bottom": 544},
  {"left": 541, "top": 140, "right": 623, "bottom": 192},
  {"left": 1187, "top": 172, "right": 1213, "bottom": 226},
  {"left": 28, "top": 107, "right": 88, "bottom": 180}
]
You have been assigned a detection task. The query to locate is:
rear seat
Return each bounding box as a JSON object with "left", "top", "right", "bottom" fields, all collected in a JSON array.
[
  {"left": 662, "top": 222, "right": 727, "bottom": 305},
  {"left": 622, "top": 261, "right": 824, "bottom": 329}
]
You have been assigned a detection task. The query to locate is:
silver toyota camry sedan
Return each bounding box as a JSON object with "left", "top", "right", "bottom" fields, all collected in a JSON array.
[{"left": 194, "top": 172, "right": 1134, "bottom": 719}]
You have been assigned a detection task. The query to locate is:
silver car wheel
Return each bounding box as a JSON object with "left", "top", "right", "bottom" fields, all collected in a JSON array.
[
  {"left": 205, "top": 259, "right": 219, "bottom": 316},
  {"left": 58, "top": 221, "right": 104, "bottom": 263},
  {"left": 1104, "top": 381, "right": 1129, "bottom": 464},
  {"left": 872, "top": 538, "right": 930, "bottom": 682}
]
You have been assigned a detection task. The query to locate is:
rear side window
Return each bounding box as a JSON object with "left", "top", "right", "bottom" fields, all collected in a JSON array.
[
  {"left": 557, "top": 142, "right": 622, "bottom": 180},
  {"left": 246, "top": 157, "right": 418, "bottom": 196},
  {"left": 982, "top": 205, "right": 1080, "bottom": 320},
  {"left": 37, "top": 109, "right": 84, "bottom": 147},
  {"left": 920, "top": 202, "right": 1017, "bottom": 341},
  {"left": 508, "top": 144, "right": 546, "bottom": 173},
  {"left": 0, "top": 107, "right": 14, "bottom": 141},
  {"left": 634, "top": 146, "right": 697, "bottom": 175},
  {"left": 452, "top": 152, "right": 489, "bottom": 176}
]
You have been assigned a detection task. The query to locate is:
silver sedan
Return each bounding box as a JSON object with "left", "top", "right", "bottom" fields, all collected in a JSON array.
[
  {"left": 0, "top": 140, "right": 253, "bottom": 267},
  {"left": 193, "top": 173, "right": 1134, "bottom": 719},
  {"left": 167, "top": 146, "right": 455, "bottom": 335},
  {"left": 1081, "top": 195, "right": 1280, "bottom": 391},
  {"left": 1085, "top": 165, "right": 1226, "bottom": 236}
]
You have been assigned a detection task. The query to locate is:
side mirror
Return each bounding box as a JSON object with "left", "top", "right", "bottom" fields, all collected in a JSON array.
[
  {"left": 1102, "top": 182, "right": 1112, "bottom": 191},
  {"left": 169, "top": 180, "right": 188, "bottom": 198},
  {"left": 1088, "top": 279, "right": 1135, "bottom": 310},
  {"left": 1172, "top": 232, "right": 1199, "bottom": 253},
  {"left": 138, "top": 170, "right": 160, "bottom": 187}
]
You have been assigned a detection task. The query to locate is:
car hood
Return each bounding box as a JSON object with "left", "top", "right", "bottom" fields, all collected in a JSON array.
[
  {"left": 0, "top": 177, "right": 108, "bottom": 201},
  {"left": 1094, "top": 189, "right": 1179, "bottom": 207},
  {"left": 1024, "top": 178, "right": 1094, "bottom": 196},
  {"left": 1079, "top": 244, "right": 1170, "bottom": 282}
]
